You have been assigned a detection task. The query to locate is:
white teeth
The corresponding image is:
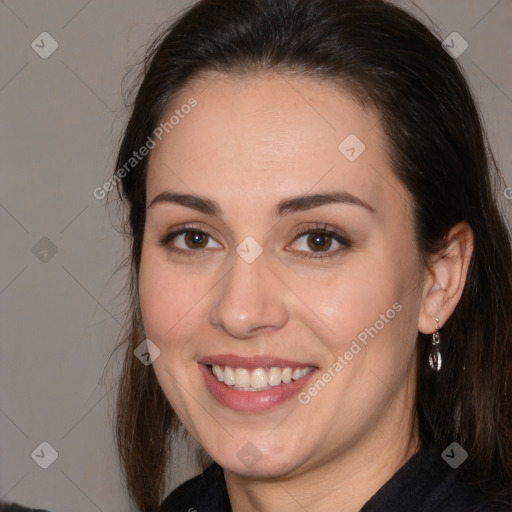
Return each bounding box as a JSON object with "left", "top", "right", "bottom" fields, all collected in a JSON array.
[
  {"left": 212, "top": 365, "right": 224, "bottom": 382},
  {"left": 223, "top": 366, "right": 235, "bottom": 386},
  {"left": 291, "top": 368, "right": 303, "bottom": 380},
  {"left": 210, "top": 364, "right": 312, "bottom": 390},
  {"left": 281, "top": 367, "right": 292, "bottom": 383},
  {"left": 292, "top": 367, "right": 310, "bottom": 380},
  {"left": 235, "top": 368, "right": 251, "bottom": 388},
  {"left": 267, "top": 367, "right": 282, "bottom": 386},
  {"left": 250, "top": 368, "right": 268, "bottom": 389}
]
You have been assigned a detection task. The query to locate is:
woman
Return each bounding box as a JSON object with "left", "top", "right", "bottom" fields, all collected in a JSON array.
[{"left": 111, "top": 1, "right": 512, "bottom": 511}]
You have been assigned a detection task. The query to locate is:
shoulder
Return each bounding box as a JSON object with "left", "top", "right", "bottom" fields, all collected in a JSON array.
[
  {"left": 0, "top": 503, "right": 51, "bottom": 512},
  {"left": 162, "top": 446, "right": 509, "bottom": 512},
  {"left": 159, "top": 463, "right": 230, "bottom": 512},
  {"left": 418, "top": 447, "right": 507, "bottom": 512},
  {"left": 361, "top": 443, "right": 507, "bottom": 512},
  {"left": 430, "top": 474, "right": 505, "bottom": 512}
]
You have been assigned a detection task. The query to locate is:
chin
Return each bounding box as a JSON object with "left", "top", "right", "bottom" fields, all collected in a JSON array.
[{"left": 208, "top": 439, "right": 311, "bottom": 480}]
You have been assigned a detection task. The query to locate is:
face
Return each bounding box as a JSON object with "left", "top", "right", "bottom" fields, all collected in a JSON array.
[{"left": 138, "top": 72, "right": 426, "bottom": 479}]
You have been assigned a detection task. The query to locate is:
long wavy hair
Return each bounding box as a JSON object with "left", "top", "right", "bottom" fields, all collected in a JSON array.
[{"left": 109, "top": 1, "right": 512, "bottom": 510}]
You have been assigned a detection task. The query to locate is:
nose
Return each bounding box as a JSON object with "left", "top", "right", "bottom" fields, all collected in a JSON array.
[{"left": 209, "top": 250, "right": 289, "bottom": 339}]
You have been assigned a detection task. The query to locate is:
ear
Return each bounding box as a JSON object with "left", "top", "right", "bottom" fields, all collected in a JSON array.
[{"left": 418, "top": 222, "right": 474, "bottom": 334}]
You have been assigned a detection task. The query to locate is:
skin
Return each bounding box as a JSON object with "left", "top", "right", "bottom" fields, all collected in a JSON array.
[{"left": 138, "top": 72, "right": 473, "bottom": 512}]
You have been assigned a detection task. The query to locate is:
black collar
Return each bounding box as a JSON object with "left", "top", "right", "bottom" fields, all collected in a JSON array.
[{"left": 160, "top": 443, "right": 497, "bottom": 512}]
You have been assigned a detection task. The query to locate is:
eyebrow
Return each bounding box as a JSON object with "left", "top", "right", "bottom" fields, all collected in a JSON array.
[{"left": 147, "top": 191, "right": 375, "bottom": 216}]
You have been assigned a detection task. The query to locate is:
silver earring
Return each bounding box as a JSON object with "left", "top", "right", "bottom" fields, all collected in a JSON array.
[{"left": 428, "top": 317, "right": 442, "bottom": 371}]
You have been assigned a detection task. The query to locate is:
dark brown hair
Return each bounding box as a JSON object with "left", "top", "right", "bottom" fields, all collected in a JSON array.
[{"left": 110, "top": 1, "right": 512, "bottom": 510}]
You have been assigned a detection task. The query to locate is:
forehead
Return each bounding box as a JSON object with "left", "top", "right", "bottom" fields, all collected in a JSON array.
[{"left": 146, "top": 72, "right": 408, "bottom": 219}]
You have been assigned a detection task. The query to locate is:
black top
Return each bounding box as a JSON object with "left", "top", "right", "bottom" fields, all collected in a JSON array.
[
  {"left": 0, "top": 505, "right": 50, "bottom": 512},
  {"left": 159, "top": 443, "right": 505, "bottom": 512},
  {"left": 1, "top": 444, "right": 506, "bottom": 512}
]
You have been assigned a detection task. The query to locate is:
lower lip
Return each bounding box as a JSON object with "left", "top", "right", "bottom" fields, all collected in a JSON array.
[{"left": 199, "top": 363, "right": 317, "bottom": 412}]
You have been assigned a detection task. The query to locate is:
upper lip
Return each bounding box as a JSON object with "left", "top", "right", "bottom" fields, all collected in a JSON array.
[{"left": 200, "top": 354, "right": 317, "bottom": 370}]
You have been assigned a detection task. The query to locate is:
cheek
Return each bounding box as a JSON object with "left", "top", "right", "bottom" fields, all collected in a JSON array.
[
  {"left": 293, "top": 258, "right": 406, "bottom": 344},
  {"left": 291, "top": 252, "right": 421, "bottom": 397},
  {"left": 138, "top": 253, "right": 203, "bottom": 350}
]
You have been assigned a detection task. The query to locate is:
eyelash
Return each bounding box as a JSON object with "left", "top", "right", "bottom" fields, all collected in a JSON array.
[{"left": 158, "top": 223, "right": 351, "bottom": 260}]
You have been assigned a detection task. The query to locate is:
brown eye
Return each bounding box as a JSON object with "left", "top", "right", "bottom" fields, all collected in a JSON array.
[
  {"left": 184, "top": 230, "right": 209, "bottom": 249},
  {"left": 289, "top": 226, "right": 351, "bottom": 260},
  {"left": 307, "top": 232, "right": 333, "bottom": 252},
  {"left": 159, "top": 227, "right": 222, "bottom": 256}
]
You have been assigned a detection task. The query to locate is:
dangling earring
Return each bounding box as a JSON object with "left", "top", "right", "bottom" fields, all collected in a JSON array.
[{"left": 429, "top": 317, "right": 442, "bottom": 371}]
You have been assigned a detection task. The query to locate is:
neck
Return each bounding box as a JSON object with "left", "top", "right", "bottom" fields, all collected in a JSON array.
[{"left": 224, "top": 403, "right": 420, "bottom": 512}]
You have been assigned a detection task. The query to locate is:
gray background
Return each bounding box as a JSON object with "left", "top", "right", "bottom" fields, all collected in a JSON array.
[{"left": 1, "top": 1, "right": 511, "bottom": 511}]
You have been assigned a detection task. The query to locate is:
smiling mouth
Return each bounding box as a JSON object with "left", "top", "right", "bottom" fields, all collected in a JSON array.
[{"left": 208, "top": 364, "right": 314, "bottom": 391}]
